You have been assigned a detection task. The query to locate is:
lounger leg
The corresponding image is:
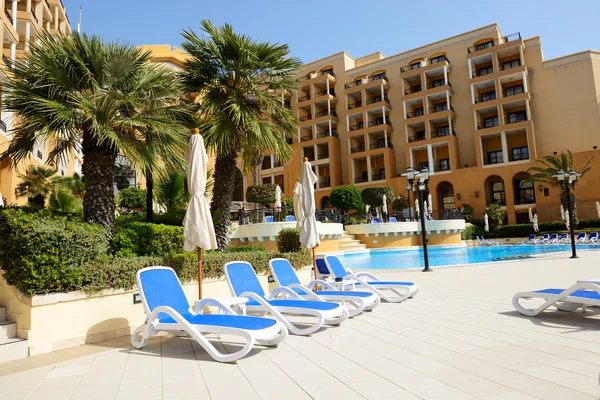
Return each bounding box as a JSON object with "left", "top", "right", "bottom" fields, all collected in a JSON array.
[
  {"left": 325, "top": 306, "right": 349, "bottom": 326},
  {"left": 189, "top": 328, "right": 255, "bottom": 363},
  {"left": 256, "top": 324, "right": 288, "bottom": 347},
  {"left": 131, "top": 324, "right": 153, "bottom": 349}
]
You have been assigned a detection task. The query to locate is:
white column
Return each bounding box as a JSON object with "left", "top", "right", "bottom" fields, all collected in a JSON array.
[
  {"left": 10, "top": 42, "right": 16, "bottom": 62},
  {"left": 380, "top": 83, "right": 384, "bottom": 100},
  {"left": 328, "top": 120, "right": 332, "bottom": 136},
  {"left": 446, "top": 91, "right": 450, "bottom": 109},
  {"left": 384, "top": 130, "right": 388, "bottom": 148},
  {"left": 409, "top": 149, "right": 414, "bottom": 168},
  {"left": 427, "top": 144, "right": 434, "bottom": 172},
  {"left": 366, "top": 156, "right": 372, "bottom": 182},
  {"left": 382, "top": 106, "right": 386, "bottom": 124},
  {"left": 522, "top": 71, "right": 528, "bottom": 93},
  {"left": 501, "top": 132, "right": 508, "bottom": 163},
  {"left": 470, "top": 84, "right": 475, "bottom": 104},
  {"left": 346, "top": 114, "right": 350, "bottom": 130},
  {"left": 25, "top": 22, "right": 31, "bottom": 51},
  {"left": 468, "top": 60, "right": 473, "bottom": 79},
  {"left": 444, "top": 66, "right": 448, "bottom": 85},
  {"left": 403, "top": 101, "right": 407, "bottom": 118},
  {"left": 11, "top": 0, "right": 17, "bottom": 29},
  {"left": 525, "top": 101, "right": 531, "bottom": 120},
  {"left": 351, "top": 158, "right": 355, "bottom": 183},
  {"left": 54, "top": 6, "right": 59, "bottom": 30}
]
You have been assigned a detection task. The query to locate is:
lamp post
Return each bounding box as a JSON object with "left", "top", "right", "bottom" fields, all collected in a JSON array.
[
  {"left": 402, "top": 166, "right": 432, "bottom": 272},
  {"left": 405, "top": 184, "right": 412, "bottom": 221},
  {"left": 554, "top": 169, "right": 579, "bottom": 259}
]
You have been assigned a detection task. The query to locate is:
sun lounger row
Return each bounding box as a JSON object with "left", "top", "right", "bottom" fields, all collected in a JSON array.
[
  {"left": 131, "top": 255, "right": 419, "bottom": 363},
  {"left": 513, "top": 282, "right": 600, "bottom": 317},
  {"left": 518, "top": 232, "right": 598, "bottom": 245}
]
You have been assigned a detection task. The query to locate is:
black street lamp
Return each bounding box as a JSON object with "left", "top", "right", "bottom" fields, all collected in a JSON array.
[
  {"left": 554, "top": 169, "right": 580, "bottom": 259},
  {"left": 405, "top": 184, "right": 412, "bottom": 221},
  {"left": 403, "top": 166, "right": 432, "bottom": 272}
]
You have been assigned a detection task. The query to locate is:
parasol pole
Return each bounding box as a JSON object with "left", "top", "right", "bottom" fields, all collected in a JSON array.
[
  {"left": 313, "top": 248, "right": 317, "bottom": 280},
  {"left": 197, "top": 248, "right": 202, "bottom": 299}
]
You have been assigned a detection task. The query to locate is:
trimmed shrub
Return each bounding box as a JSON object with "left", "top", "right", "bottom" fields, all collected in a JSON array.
[
  {"left": 578, "top": 218, "right": 600, "bottom": 229},
  {"left": 153, "top": 210, "right": 186, "bottom": 226},
  {"left": 277, "top": 228, "right": 301, "bottom": 253},
  {"left": 330, "top": 185, "right": 363, "bottom": 212},
  {"left": 246, "top": 184, "right": 277, "bottom": 204},
  {"left": 462, "top": 224, "right": 485, "bottom": 240},
  {"left": 489, "top": 224, "right": 534, "bottom": 239},
  {"left": 117, "top": 187, "right": 146, "bottom": 210},
  {"left": 225, "top": 245, "right": 267, "bottom": 253},
  {"left": 111, "top": 220, "right": 183, "bottom": 256},
  {"left": 461, "top": 204, "right": 474, "bottom": 220},
  {"left": 361, "top": 186, "right": 394, "bottom": 208}
]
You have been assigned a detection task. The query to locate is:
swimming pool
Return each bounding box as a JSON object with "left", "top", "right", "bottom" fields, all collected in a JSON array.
[{"left": 338, "top": 244, "right": 600, "bottom": 270}]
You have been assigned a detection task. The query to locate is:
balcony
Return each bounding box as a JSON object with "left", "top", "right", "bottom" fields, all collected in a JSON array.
[
  {"left": 354, "top": 176, "right": 368, "bottom": 184},
  {"left": 314, "top": 89, "right": 335, "bottom": 98},
  {"left": 408, "top": 131, "right": 427, "bottom": 143},
  {"left": 467, "top": 33, "right": 521, "bottom": 54},
  {"left": 349, "top": 122, "right": 364, "bottom": 131},
  {"left": 314, "top": 109, "right": 337, "bottom": 118},
  {"left": 300, "top": 132, "right": 313, "bottom": 142},
  {"left": 400, "top": 61, "right": 424, "bottom": 73},
  {"left": 347, "top": 100, "right": 362, "bottom": 110},
  {"left": 404, "top": 86, "right": 422, "bottom": 95},
  {"left": 401, "top": 56, "right": 450, "bottom": 74},
  {"left": 477, "top": 119, "right": 500, "bottom": 130},
  {"left": 316, "top": 129, "right": 338, "bottom": 138},
  {"left": 431, "top": 128, "right": 455, "bottom": 139},
  {"left": 367, "top": 119, "right": 391, "bottom": 128},
  {"left": 406, "top": 110, "right": 424, "bottom": 119},
  {"left": 475, "top": 92, "right": 497, "bottom": 104},
  {"left": 4, "top": 9, "right": 13, "bottom": 25},
  {"left": 372, "top": 173, "right": 386, "bottom": 181},
  {"left": 433, "top": 162, "right": 451, "bottom": 172},
  {"left": 350, "top": 145, "right": 366, "bottom": 154},
  {"left": 368, "top": 73, "right": 388, "bottom": 83},
  {"left": 345, "top": 80, "right": 363, "bottom": 89},
  {"left": 298, "top": 114, "right": 312, "bottom": 122},
  {"left": 365, "top": 95, "right": 389, "bottom": 106},
  {"left": 369, "top": 141, "right": 393, "bottom": 150},
  {"left": 298, "top": 94, "right": 310, "bottom": 102},
  {"left": 506, "top": 111, "right": 527, "bottom": 124},
  {"left": 428, "top": 104, "right": 453, "bottom": 114},
  {"left": 427, "top": 81, "right": 452, "bottom": 90},
  {"left": 297, "top": 69, "right": 335, "bottom": 82}
]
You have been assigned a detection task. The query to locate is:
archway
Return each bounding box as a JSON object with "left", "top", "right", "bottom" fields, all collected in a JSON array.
[
  {"left": 484, "top": 175, "right": 505, "bottom": 206},
  {"left": 232, "top": 167, "right": 244, "bottom": 202},
  {"left": 512, "top": 171, "right": 535, "bottom": 206},
  {"left": 436, "top": 181, "right": 455, "bottom": 210}
]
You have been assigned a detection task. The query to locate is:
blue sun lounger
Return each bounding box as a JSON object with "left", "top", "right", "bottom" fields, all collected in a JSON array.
[
  {"left": 316, "top": 255, "right": 419, "bottom": 302},
  {"left": 268, "top": 258, "right": 379, "bottom": 317},
  {"left": 225, "top": 261, "right": 348, "bottom": 335},
  {"left": 131, "top": 267, "right": 287, "bottom": 363},
  {"left": 513, "top": 282, "right": 600, "bottom": 316}
]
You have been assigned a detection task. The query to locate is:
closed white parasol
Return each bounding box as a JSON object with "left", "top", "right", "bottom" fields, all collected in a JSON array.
[{"left": 299, "top": 158, "right": 320, "bottom": 279}]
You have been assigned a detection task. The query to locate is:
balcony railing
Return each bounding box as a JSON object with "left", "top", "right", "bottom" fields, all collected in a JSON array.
[
  {"left": 467, "top": 32, "right": 521, "bottom": 54},
  {"left": 319, "top": 177, "right": 331, "bottom": 188},
  {"left": 433, "top": 163, "right": 451, "bottom": 172},
  {"left": 316, "top": 129, "right": 338, "bottom": 138},
  {"left": 475, "top": 93, "right": 497, "bottom": 103},
  {"left": 16, "top": 42, "right": 26, "bottom": 51},
  {"left": 408, "top": 134, "right": 427, "bottom": 143},
  {"left": 508, "top": 153, "right": 530, "bottom": 162},
  {"left": 507, "top": 114, "right": 528, "bottom": 124},
  {"left": 477, "top": 118, "right": 500, "bottom": 129},
  {"left": 298, "top": 114, "right": 312, "bottom": 122},
  {"left": 428, "top": 105, "right": 454, "bottom": 114},
  {"left": 404, "top": 86, "right": 422, "bottom": 95},
  {"left": 300, "top": 133, "right": 313, "bottom": 142},
  {"left": 298, "top": 94, "right": 310, "bottom": 102},
  {"left": 0, "top": 119, "right": 7, "bottom": 133},
  {"left": 372, "top": 174, "right": 386, "bottom": 181},
  {"left": 431, "top": 130, "right": 456, "bottom": 139},
  {"left": 349, "top": 123, "right": 364, "bottom": 131},
  {"left": 317, "top": 153, "right": 329, "bottom": 159},
  {"left": 369, "top": 141, "right": 393, "bottom": 150},
  {"left": 4, "top": 9, "right": 13, "bottom": 25},
  {"left": 347, "top": 101, "right": 362, "bottom": 109},
  {"left": 314, "top": 109, "right": 337, "bottom": 118},
  {"left": 427, "top": 81, "right": 452, "bottom": 90},
  {"left": 344, "top": 80, "right": 363, "bottom": 89},
  {"left": 366, "top": 96, "right": 389, "bottom": 105},
  {"left": 405, "top": 111, "right": 424, "bottom": 119},
  {"left": 369, "top": 74, "right": 388, "bottom": 83},
  {"left": 314, "top": 89, "right": 335, "bottom": 97},
  {"left": 367, "top": 119, "right": 391, "bottom": 128},
  {"left": 400, "top": 55, "right": 450, "bottom": 72}
]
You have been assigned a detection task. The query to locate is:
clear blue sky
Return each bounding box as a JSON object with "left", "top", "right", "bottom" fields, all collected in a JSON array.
[{"left": 64, "top": 0, "right": 599, "bottom": 63}]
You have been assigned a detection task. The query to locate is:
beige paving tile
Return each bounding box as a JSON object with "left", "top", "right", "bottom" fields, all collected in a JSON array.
[
  {"left": 482, "top": 390, "right": 540, "bottom": 399},
  {"left": 116, "top": 384, "right": 162, "bottom": 400},
  {"left": 556, "top": 376, "right": 600, "bottom": 397},
  {"left": 26, "top": 384, "right": 78, "bottom": 400},
  {"left": 522, "top": 382, "right": 597, "bottom": 400},
  {"left": 520, "top": 364, "right": 583, "bottom": 381}
]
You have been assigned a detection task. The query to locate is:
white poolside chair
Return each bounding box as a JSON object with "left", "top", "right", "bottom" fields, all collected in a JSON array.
[
  {"left": 548, "top": 233, "right": 559, "bottom": 244},
  {"left": 587, "top": 232, "right": 599, "bottom": 243},
  {"left": 316, "top": 255, "right": 418, "bottom": 302},
  {"left": 575, "top": 232, "right": 587, "bottom": 244},
  {"left": 131, "top": 267, "right": 288, "bottom": 363},
  {"left": 225, "top": 261, "right": 349, "bottom": 335},
  {"left": 513, "top": 282, "right": 600, "bottom": 317},
  {"left": 269, "top": 258, "right": 380, "bottom": 317},
  {"left": 517, "top": 234, "right": 537, "bottom": 245},
  {"left": 557, "top": 233, "right": 569, "bottom": 244},
  {"left": 477, "top": 236, "right": 501, "bottom": 246}
]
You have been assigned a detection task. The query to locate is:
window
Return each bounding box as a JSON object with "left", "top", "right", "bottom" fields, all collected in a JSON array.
[
  {"left": 477, "top": 66, "right": 493, "bottom": 76},
  {"left": 434, "top": 103, "right": 448, "bottom": 112},
  {"left": 487, "top": 150, "right": 503, "bottom": 165},
  {"left": 410, "top": 61, "right": 422, "bottom": 70},
  {"left": 376, "top": 138, "right": 385, "bottom": 148},
  {"left": 411, "top": 84, "right": 422, "bottom": 93},
  {"left": 483, "top": 116, "right": 499, "bottom": 128},
  {"left": 361, "top": 171, "right": 368, "bottom": 182},
  {"left": 475, "top": 41, "right": 494, "bottom": 51},
  {"left": 511, "top": 146, "right": 529, "bottom": 161},
  {"left": 378, "top": 169, "right": 386, "bottom": 180},
  {"left": 419, "top": 161, "right": 429, "bottom": 170},
  {"left": 514, "top": 179, "right": 535, "bottom": 205},
  {"left": 432, "top": 78, "right": 445, "bottom": 88},
  {"left": 322, "top": 68, "right": 333, "bottom": 76},
  {"left": 355, "top": 79, "right": 362, "bottom": 86},
  {"left": 491, "top": 181, "right": 506, "bottom": 205},
  {"left": 430, "top": 55, "right": 446, "bottom": 64},
  {"left": 441, "top": 187, "right": 455, "bottom": 209},
  {"left": 502, "top": 58, "right": 521, "bottom": 70},
  {"left": 439, "top": 158, "right": 450, "bottom": 171},
  {"left": 372, "top": 73, "right": 385, "bottom": 81},
  {"left": 414, "top": 107, "right": 424, "bottom": 117},
  {"left": 33, "top": 136, "right": 45, "bottom": 161},
  {"left": 416, "top": 130, "right": 426, "bottom": 140},
  {"left": 359, "top": 141, "right": 365, "bottom": 151},
  {"left": 480, "top": 91, "right": 496, "bottom": 102},
  {"left": 357, "top": 121, "right": 364, "bottom": 129},
  {"left": 372, "top": 95, "right": 382, "bottom": 103},
  {"left": 375, "top": 116, "right": 384, "bottom": 125},
  {"left": 436, "top": 126, "right": 450, "bottom": 137},
  {"left": 507, "top": 110, "right": 527, "bottom": 123},
  {"left": 504, "top": 85, "right": 524, "bottom": 97},
  {"left": 262, "top": 176, "right": 271, "bottom": 184}
]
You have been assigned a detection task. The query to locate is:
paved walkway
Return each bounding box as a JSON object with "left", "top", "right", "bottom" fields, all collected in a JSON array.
[{"left": 2, "top": 250, "right": 600, "bottom": 399}]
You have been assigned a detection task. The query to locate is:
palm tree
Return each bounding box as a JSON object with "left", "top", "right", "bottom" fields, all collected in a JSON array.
[
  {"left": 0, "top": 32, "right": 190, "bottom": 230},
  {"left": 156, "top": 171, "right": 188, "bottom": 214},
  {"left": 527, "top": 151, "right": 594, "bottom": 223},
  {"left": 180, "top": 20, "right": 300, "bottom": 249},
  {"left": 15, "top": 165, "right": 60, "bottom": 208}
]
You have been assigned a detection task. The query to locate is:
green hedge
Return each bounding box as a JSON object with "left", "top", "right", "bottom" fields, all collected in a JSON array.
[
  {"left": 579, "top": 218, "right": 600, "bottom": 229},
  {"left": 277, "top": 228, "right": 301, "bottom": 253},
  {"left": 111, "top": 219, "right": 183, "bottom": 256},
  {"left": 486, "top": 218, "right": 600, "bottom": 239},
  {"left": 462, "top": 225, "right": 485, "bottom": 240}
]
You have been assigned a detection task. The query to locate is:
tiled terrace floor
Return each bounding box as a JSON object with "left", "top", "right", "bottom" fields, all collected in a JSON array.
[{"left": 2, "top": 250, "right": 600, "bottom": 399}]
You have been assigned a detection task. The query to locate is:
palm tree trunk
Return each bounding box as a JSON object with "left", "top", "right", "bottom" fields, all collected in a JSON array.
[
  {"left": 211, "top": 148, "right": 237, "bottom": 250},
  {"left": 560, "top": 189, "right": 578, "bottom": 226},
  {"left": 82, "top": 129, "right": 116, "bottom": 230},
  {"left": 145, "top": 168, "right": 153, "bottom": 223}
]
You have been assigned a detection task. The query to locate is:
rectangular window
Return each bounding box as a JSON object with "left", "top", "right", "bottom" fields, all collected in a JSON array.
[
  {"left": 436, "top": 126, "right": 450, "bottom": 137},
  {"left": 416, "top": 130, "right": 426, "bottom": 140},
  {"left": 419, "top": 161, "right": 429, "bottom": 170},
  {"left": 480, "top": 91, "right": 496, "bottom": 102},
  {"left": 375, "top": 117, "right": 384, "bottom": 125},
  {"left": 507, "top": 110, "right": 527, "bottom": 123},
  {"left": 439, "top": 158, "right": 450, "bottom": 171},
  {"left": 410, "top": 61, "right": 422, "bottom": 70},
  {"left": 412, "top": 84, "right": 422, "bottom": 93},
  {"left": 487, "top": 150, "right": 503, "bottom": 165},
  {"left": 475, "top": 41, "right": 494, "bottom": 51},
  {"left": 414, "top": 107, "right": 424, "bottom": 117},
  {"left": 511, "top": 146, "right": 529, "bottom": 161},
  {"left": 432, "top": 78, "right": 445, "bottom": 88},
  {"left": 372, "top": 95, "right": 382, "bottom": 103},
  {"left": 430, "top": 55, "right": 446, "bottom": 64},
  {"left": 504, "top": 85, "right": 524, "bottom": 97},
  {"left": 377, "top": 138, "right": 385, "bottom": 148},
  {"left": 322, "top": 68, "right": 333, "bottom": 76},
  {"left": 261, "top": 157, "right": 271, "bottom": 170},
  {"left": 483, "top": 116, "right": 499, "bottom": 128},
  {"left": 372, "top": 73, "right": 385, "bottom": 81},
  {"left": 441, "top": 187, "right": 455, "bottom": 209},
  {"left": 477, "top": 66, "right": 494, "bottom": 76},
  {"left": 502, "top": 58, "right": 521, "bottom": 70},
  {"left": 434, "top": 103, "right": 448, "bottom": 112},
  {"left": 262, "top": 176, "right": 271, "bottom": 184}
]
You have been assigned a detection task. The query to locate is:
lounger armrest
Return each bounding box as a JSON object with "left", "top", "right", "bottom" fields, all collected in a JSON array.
[
  {"left": 306, "top": 280, "right": 338, "bottom": 291},
  {"left": 352, "top": 271, "right": 381, "bottom": 282},
  {"left": 285, "top": 284, "right": 321, "bottom": 300},
  {"left": 147, "top": 305, "right": 188, "bottom": 326},
  {"left": 267, "top": 286, "right": 304, "bottom": 300},
  {"left": 193, "top": 298, "right": 237, "bottom": 315}
]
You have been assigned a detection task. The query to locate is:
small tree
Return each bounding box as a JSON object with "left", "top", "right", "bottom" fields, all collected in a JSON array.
[
  {"left": 245, "top": 184, "right": 277, "bottom": 205},
  {"left": 361, "top": 186, "right": 394, "bottom": 208},
  {"left": 330, "top": 185, "right": 363, "bottom": 212},
  {"left": 15, "top": 165, "right": 60, "bottom": 208},
  {"left": 392, "top": 196, "right": 408, "bottom": 211},
  {"left": 276, "top": 228, "right": 301, "bottom": 253},
  {"left": 118, "top": 187, "right": 146, "bottom": 211},
  {"left": 485, "top": 202, "right": 505, "bottom": 229},
  {"left": 461, "top": 204, "right": 474, "bottom": 221}
]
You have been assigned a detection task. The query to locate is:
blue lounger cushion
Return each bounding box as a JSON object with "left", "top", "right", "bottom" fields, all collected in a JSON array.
[
  {"left": 312, "top": 290, "right": 373, "bottom": 297},
  {"left": 534, "top": 289, "right": 600, "bottom": 300},
  {"left": 354, "top": 281, "right": 416, "bottom": 286},
  {"left": 159, "top": 313, "right": 278, "bottom": 330},
  {"left": 246, "top": 299, "right": 340, "bottom": 310}
]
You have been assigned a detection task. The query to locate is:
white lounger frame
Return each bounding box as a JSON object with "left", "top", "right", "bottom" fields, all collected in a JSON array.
[
  {"left": 131, "top": 267, "right": 288, "bottom": 363},
  {"left": 224, "top": 262, "right": 349, "bottom": 335},
  {"left": 513, "top": 282, "right": 600, "bottom": 317}
]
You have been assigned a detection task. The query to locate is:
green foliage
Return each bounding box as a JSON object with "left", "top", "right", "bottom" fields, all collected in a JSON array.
[
  {"left": 156, "top": 171, "right": 188, "bottom": 213},
  {"left": 578, "top": 218, "right": 600, "bottom": 229},
  {"left": 330, "top": 186, "right": 363, "bottom": 212},
  {"left": 283, "top": 197, "right": 293, "bottom": 208},
  {"left": 461, "top": 204, "right": 474, "bottom": 220},
  {"left": 392, "top": 196, "right": 408, "bottom": 211},
  {"left": 246, "top": 184, "right": 277, "bottom": 204},
  {"left": 361, "top": 187, "right": 394, "bottom": 208},
  {"left": 111, "top": 219, "right": 183, "bottom": 257},
  {"left": 276, "top": 228, "right": 301, "bottom": 253},
  {"left": 15, "top": 165, "right": 60, "bottom": 208},
  {"left": 225, "top": 245, "right": 267, "bottom": 253},
  {"left": 527, "top": 150, "right": 594, "bottom": 188},
  {"left": 56, "top": 173, "right": 86, "bottom": 198},
  {"left": 0, "top": 208, "right": 109, "bottom": 296},
  {"left": 153, "top": 210, "right": 186, "bottom": 226},
  {"left": 118, "top": 187, "right": 147, "bottom": 211},
  {"left": 462, "top": 224, "right": 485, "bottom": 240},
  {"left": 488, "top": 224, "right": 534, "bottom": 239},
  {"left": 49, "top": 185, "right": 83, "bottom": 215},
  {"left": 485, "top": 203, "right": 506, "bottom": 228}
]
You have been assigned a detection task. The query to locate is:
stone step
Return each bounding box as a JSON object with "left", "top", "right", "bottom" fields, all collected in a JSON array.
[
  {"left": 0, "top": 338, "right": 28, "bottom": 363},
  {"left": 0, "top": 320, "right": 16, "bottom": 341},
  {"left": 339, "top": 239, "right": 362, "bottom": 245},
  {"left": 339, "top": 243, "right": 367, "bottom": 250},
  {"left": 0, "top": 306, "right": 6, "bottom": 322}
]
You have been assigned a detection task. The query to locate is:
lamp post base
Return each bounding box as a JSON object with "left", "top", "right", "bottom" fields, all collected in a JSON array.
[
  {"left": 570, "top": 255, "right": 579, "bottom": 259},
  {"left": 422, "top": 267, "right": 433, "bottom": 272}
]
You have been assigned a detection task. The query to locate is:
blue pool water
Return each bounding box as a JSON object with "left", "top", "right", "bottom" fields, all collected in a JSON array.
[{"left": 339, "top": 244, "right": 600, "bottom": 270}]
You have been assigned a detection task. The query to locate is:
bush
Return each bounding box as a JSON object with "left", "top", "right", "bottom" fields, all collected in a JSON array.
[
  {"left": 578, "top": 218, "right": 600, "bottom": 229},
  {"left": 225, "top": 245, "right": 267, "bottom": 253},
  {"left": 246, "top": 184, "right": 277, "bottom": 204},
  {"left": 330, "top": 185, "right": 363, "bottom": 212},
  {"left": 485, "top": 202, "right": 505, "bottom": 228},
  {"left": 361, "top": 186, "right": 394, "bottom": 208},
  {"left": 0, "top": 208, "right": 109, "bottom": 296},
  {"left": 462, "top": 224, "right": 485, "bottom": 240},
  {"left": 538, "top": 220, "right": 568, "bottom": 233},
  {"left": 277, "top": 228, "right": 301, "bottom": 253},
  {"left": 489, "top": 224, "right": 534, "bottom": 239},
  {"left": 461, "top": 204, "right": 474, "bottom": 220},
  {"left": 111, "top": 220, "right": 183, "bottom": 256},
  {"left": 392, "top": 196, "right": 408, "bottom": 211},
  {"left": 118, "top": 187, "right": 146, "bottom": 211},
  {"left": 153, "top": 210, "right": 186, "bottom": 226}
]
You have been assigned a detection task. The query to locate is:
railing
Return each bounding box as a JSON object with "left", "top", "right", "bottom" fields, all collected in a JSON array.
[
  {"left": 474, "top": 93, "right": 497, "bottom": 103},
  {"left": 366, "top": 96, "right": 389, "bottom": 105},
  {"left": 349, "top": 123, "right": 364, "bottom": 131},
  {"left": 369, "top": 74, "right": 388, "bottom": 83},
  {"left": 350, "top": 146, "right": 365, "bottom": 153},
  {"left": 31, "top": 8, "right": 38, "bottom": 23},
  {"left": 428, "top": 105, "right": 454, "bottom": 114},
  {"left": 372, "top": 174, "right": 386, "bottom": 181},
  {"left": 427, "top": 81, "right": 452, "bottom": 90},
  {"left": 405, "top": 111, "right": 424, "bottom": 119},
  {"left": 369, "top": 141, "right": 393, "bottom": 150},
  {"left": 322, "top": 70, "right": 335, "bottom": 77},
  {"left": 298, "top": 94, "right": 310, "bottom": 102},
  {"left": 347, "top": 101, "right": 362, "bottom": 110},
  {"left": 239, "top": 207, "right": 342, "bottom": 224},
  {"left": 4, "top": 9, "right": 13, "bottom": 25},
  {"left": 507, "top": 114, "right": 527, "bottom": 124},
  {"left": 430, "top": 55, "right": 450, "bottom": 65},
  {"left": 477, "top": 119, "right": 499, "bottom": 129},
  {"left": 508, "top": 153, "right": 529, "bottom": 162},
  {"left": 319, "top": 177, "right": 331, "bottom": 188},
  {"left": 367, "top": 119, "right": 391, "bottom": 127},
  {"left": 344, "top": 80, "right": 363, "bottom": 89},
  {"left": 404, "top": 86, "right": 422, "bottom": 95},
  {"left": 300, "top": 133, "right": 313, "bottom": 142},
  {"left": 314, "top": 109, "right": 337, "bottom": 118},
  {"left": 467, "top": 32, "right": 521, "bottom": 54},
  {"left": 432, "top": 163, "right": 451, "bottom": 172},
  {"left": 472, "top": 66, "right": 494, "bottom": 78},
  {"left": 408, "top": 134, "right": 427, "bottom": 143},
  {"left": 0, "top": 120, "right": 7, "bottom": 133},
  {"left": 316, "top": 129, "right": 338, "bottom": 138},
  {"left": 430, "top": 130, "right": 456, "bottom": 139},
  {"left": 314, "top": 89, "right": 335, "bottom": 97},
  {"left": 298, "top": 114, "right": 312, "bottom": 122},
  {"left": 16, "top": 42, "right": 26, "bottom": 51},
  {"left": 400, "top": 62, "right": 423, "bottom": 73}
]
